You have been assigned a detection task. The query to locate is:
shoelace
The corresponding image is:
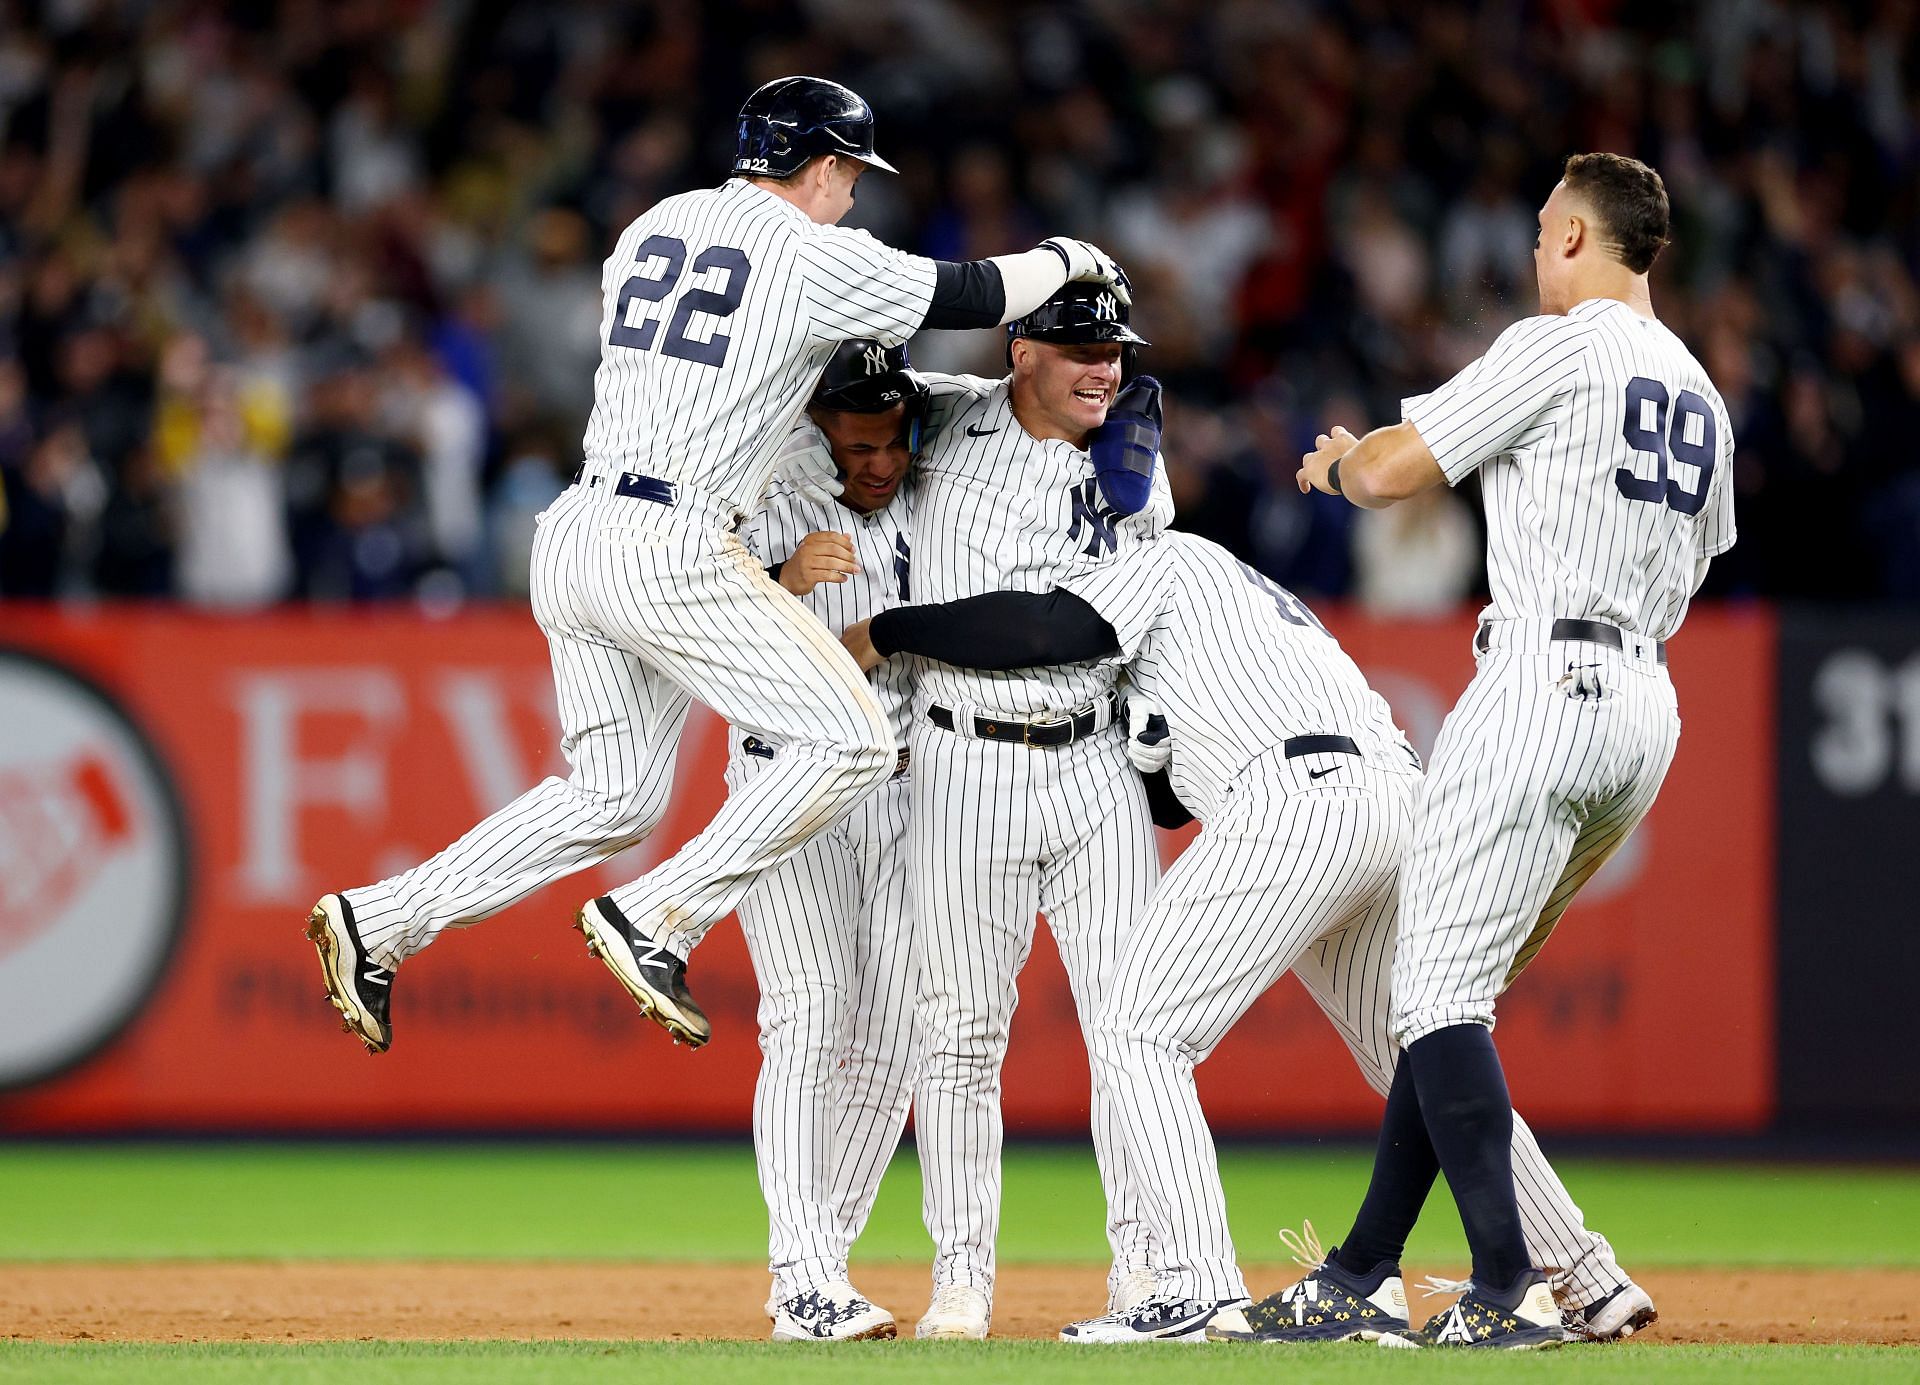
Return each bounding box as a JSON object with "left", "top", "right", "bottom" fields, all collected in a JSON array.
[
  {"left": 1415, "top": 1274, "right": 1472, "bottom": 1299},
  {"left": 1277, "top": 1219, "right": 1327, "bottom": 1271}
]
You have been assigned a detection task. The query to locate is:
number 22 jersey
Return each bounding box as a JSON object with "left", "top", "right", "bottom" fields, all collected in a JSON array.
[{"left": 579, "top": 177, "right": 937, "bottom": 515}]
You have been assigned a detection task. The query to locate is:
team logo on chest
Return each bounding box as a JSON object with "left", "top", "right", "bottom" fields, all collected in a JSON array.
[{"left": 1066, "top": 477, "right": 1120, "bottom": 557}]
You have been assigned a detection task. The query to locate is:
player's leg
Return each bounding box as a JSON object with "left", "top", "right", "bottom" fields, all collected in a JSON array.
[
  {"left": 826, "top": 778, "right": 917, "bottom": 1250},
  {"left": 309, "top": 491, "right": 690, "bottom": 1050},
  {"left": 737, "top": 816, "right": 865, "bottom": 1301},
  {"left": 910, "top": 727, "right": 1042, "bottom": 1318},
  {"left": 347, "top": 631, "right": 690, "bottom": 970},
  {"left": 1380, "top": 657, "right": 1679, "bottom": 1302},
  {"left": 1087, "top": 767, "right": 1406, "bottom": 1307},
  {"left": 1033, "top": 733, "right": 1162, "bottom": 1306},
  {"left": 593, "top": 525, "right": 895, "bottom": 959}
]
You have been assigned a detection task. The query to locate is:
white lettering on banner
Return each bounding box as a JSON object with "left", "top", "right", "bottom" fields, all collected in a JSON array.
[
  {"left": 231, "top": 670, "right": 404, "bottom": 901},
  {"left": 432, "top": 672, "right": 560, "bottom": 813},
  {"left": 1811, "top": 649, "right": 1920, "bottom": 796}
]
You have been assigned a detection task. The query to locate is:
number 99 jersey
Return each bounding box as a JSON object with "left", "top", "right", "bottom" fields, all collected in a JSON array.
[
  {"left": 579, "top": 178, "right": 937, "bottom": 516},
  {"left": 1400, "top": 298, "right": 1735, "bottom": 642}
]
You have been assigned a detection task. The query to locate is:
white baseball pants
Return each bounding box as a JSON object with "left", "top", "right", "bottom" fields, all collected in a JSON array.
[
  {"left": 348, "top": 482, "right": 894, "bottom": 968},
  {"left": 730, "top": 760, "right": 916, "bottom": 1299},
  {"left": 1093, "top": 747, "right": 1641, "bottom": 1306},
  {"left": 908, "top": 717, "right": 1160, "bottom": 1301}
]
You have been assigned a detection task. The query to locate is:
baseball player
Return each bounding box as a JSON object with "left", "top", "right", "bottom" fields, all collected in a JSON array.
[
  {"left": 1248, "top": 152, "right": 1733, "bottom": 1348},
  {"left": 846, "top": 527, "right": 1655, "bottom": 1343},
  {"left": 871, "top": 279, "right": 1174, "bottom": 1340},
  {"left": 304, "top": 74, "right": 1133, "bottom": 1056},
  {"left": 728, "top": 340, "right": 925, "bottom": 1342}
]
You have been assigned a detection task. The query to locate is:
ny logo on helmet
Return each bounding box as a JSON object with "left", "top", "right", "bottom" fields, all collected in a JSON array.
[
  {"left": 861, "top": 344, "right": 887, "bottom": 376},
  {"left": 1093, "top": 292, "right": 1119, "bottom": 322}
]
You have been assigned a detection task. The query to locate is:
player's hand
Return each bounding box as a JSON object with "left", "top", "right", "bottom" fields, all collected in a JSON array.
[
  {"left": 775, "top": 418, "right": 843, "bottom": 505},
  {"left": 1124, "top": 696, "right": 1172, "bottom": 774},
  {"left": 842, "top": 618, "right": 883, "bottom": 673},
  {"left": 1299, "top": 426, "right": 1360, "bottom": 495},
  {"left": 1039, "top": 237, "right": 1132, "bottom": 306},
  {"left": 780, "top": 531, "right": 858, "bottom": 596}
]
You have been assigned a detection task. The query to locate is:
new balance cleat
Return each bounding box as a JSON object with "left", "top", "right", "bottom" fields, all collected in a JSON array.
[
  {"left": 575, "top": 896, "right": 711, "bottom": 1047},
  {"left": 1061, "top": 1294, "right": 1249, "bottom": 1343},
  {"left": 1559, "top": 1279, "right": 1657, "bottom": 1341},
  {"left": 1382, "top": 1271, "right": 1571, "bottom": 1350},
  {"left": 767, "top": 1281, "right": 896, "bottom": 1342},
  {"left": 305, "top": 893, "right": 392, "bottom": 1053}
]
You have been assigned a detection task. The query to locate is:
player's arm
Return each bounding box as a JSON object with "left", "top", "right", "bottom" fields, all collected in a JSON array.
[
  {"left": 1298, "top": 422, "right": 1445, "bottom": 509},
  {"left": 1302, "top": 315, "right": 1589, "bottom": 507},
  {"left": 923, "top": 239, "right": 1130, "bottom": 330},
  {"left": 844, "top": 590, "right": 1121, "bottom": 673},
  {"left": 804, "top": 230, "right": 1128, "bottom": 342}
]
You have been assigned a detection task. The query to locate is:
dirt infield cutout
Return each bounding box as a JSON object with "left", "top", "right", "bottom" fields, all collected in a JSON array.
[{"left": 3, "top": 1263, "right": 1914, "bottom": 1345}]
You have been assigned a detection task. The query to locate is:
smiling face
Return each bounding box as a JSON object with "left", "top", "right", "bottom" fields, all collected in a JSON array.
[
  {"left": 812, "top": 403, "right": 912, "bottom": 513},
  {"left": 1009, "top": 339, "right": 1124, "bottom": 444}
]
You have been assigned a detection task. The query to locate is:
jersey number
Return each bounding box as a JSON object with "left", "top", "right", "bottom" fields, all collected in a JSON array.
[
  {"left": 1237, "top": 561, "right": 1327, "bottom": 634},
  {"left": 1616, "top": 376, "right": 1716, "bottom": 515},
  {"left": 608, "top": 236, "right": 753, "bottom": 368}
]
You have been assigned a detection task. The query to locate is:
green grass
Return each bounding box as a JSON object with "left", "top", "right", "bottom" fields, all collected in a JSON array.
[
  {"left": 1, "top": 1142, "right": 1917, "bottom": 1267},
  {"left": 2, "top": 1341, "right": 1915, "bottom": 1384}
]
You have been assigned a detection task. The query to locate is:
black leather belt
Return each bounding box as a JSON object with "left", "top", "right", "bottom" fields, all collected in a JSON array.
[
  {"left": 571, "top": 466, "right": 678, "bottom": 506},
  {"left": 1284, "top": 734, "right": 1360, "bottom": 759},
  {"left": 928, "top": 693, "right": 1116, "bottom": 748},
  {"left": 1476, "top": 618, "right": 1666, "bottom": 665}
]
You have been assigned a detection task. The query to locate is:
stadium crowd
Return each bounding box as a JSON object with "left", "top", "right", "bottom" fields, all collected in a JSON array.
[{"left": 0, "top": 0, "right": 1915, "bottom": 609}]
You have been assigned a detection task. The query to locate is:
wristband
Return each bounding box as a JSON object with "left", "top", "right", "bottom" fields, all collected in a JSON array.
[{"left": 1327, "top": 458, "right": 1344, "bottom": 495}]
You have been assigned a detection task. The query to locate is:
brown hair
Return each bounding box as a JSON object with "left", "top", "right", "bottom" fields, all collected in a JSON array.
[{"left": 1563, "top": 152, "right": 1670, "bottom": 274}]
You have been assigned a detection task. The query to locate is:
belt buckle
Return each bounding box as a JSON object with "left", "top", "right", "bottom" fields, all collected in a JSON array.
[{"left": 1022, "top": 710, "right": 1069, "bottom": 747}]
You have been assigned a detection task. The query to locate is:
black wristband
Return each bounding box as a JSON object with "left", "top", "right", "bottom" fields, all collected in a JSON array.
[{"left": 1327, "top": 458, "right": 1343, "bottom": 495}]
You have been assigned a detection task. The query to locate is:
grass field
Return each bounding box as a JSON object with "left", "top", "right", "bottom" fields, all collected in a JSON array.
[{"left": 3, "top": 1142, "right": 1918, "bottom": 1382}]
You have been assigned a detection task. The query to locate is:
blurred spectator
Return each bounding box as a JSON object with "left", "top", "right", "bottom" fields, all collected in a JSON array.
[
  {"left": 1353, "top": 488, "right": 1480, "bottom": 618},
  {"left": 0, "top": 0, "right": 1912, "bottom": 609}
]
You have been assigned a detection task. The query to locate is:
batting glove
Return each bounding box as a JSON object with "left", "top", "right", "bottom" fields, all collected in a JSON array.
[
  {"left": 1039, "top": 237, "right": 1132, "bottom": 306},
  {"left": 775, "top": 418, "right": 843, "bottom": 505},
  {"left": 1125, "top": 696, "right": 1172, "bottom": 774}
]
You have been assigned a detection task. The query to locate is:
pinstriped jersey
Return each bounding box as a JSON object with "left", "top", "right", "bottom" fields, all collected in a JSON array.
[
  {"left": 734, "top": 478, "right": 915, "bottom": 749},
  {"left": 580, "top": 178, "right": 938, "bottom": 515},
  {"left": 1402, "top": 297, "right": 1735, "bottom": 641},
  {"left": 1061, "top": 531, "right": 1413, "bottom": 823},
  {"left": 911, "top": 378, "right": 1174, "bottom": 716}
]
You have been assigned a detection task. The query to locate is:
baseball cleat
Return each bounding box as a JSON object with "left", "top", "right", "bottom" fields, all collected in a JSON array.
[
  {"left": 1061, "top": 1294, "right": 1250, "bottom": 1344},
  {"left": 916, "top": 1283, "right": 991, "bottom": 1340},
  {"left": 575, "top": 896, "right": 711, "bottom": 1048},
  {"left": 305, "top": 893, "right": 392, "bottom": 1054},
  {"left": 1207, "top": 1253, "right": 1409, "bottom": 1343},
  {"left": 1559, "top": 1279, "right": 1657, "bottom": 1341},
  {"left": 767, "top": 1281, "right": 897, "bottom": 1342},
  {"left": 1380, "top": 1271, "right": 1571, "bottom": 1350},
  {"left": 1108, "top": 1266, "right": 1160, "bottom": 1315}
]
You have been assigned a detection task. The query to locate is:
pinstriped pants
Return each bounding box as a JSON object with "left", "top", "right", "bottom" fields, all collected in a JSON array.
[
  {"left": 1391, "top": 638, "right": 1680, "bottom": 1045},
  {"left": 1092, "top": 749, "right": 1639, "bottom": 1306},
  {"left": 730, "top": 759, "right": 916, "bottom": 1299},
  {"left": 908, "top": 718, "right": 1160, "bottom": 1299},
  {"left": 347, "top": 484, "right": 895, "bottom": 969}
]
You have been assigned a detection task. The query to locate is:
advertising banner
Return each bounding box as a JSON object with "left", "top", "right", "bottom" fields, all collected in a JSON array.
[{"left": 0, "top": 604, "right": 1775, "bottom": 1135}]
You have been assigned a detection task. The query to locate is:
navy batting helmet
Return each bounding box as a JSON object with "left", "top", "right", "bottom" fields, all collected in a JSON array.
[
  {"left": 812, "top": 339, "right": 929, "bottom": 452},
  {"left": 734, "top": 76, "right": 898, "bottom": 179},
  {"left": 1007, "top": 276, "right": 1149, "bottom": 352}
]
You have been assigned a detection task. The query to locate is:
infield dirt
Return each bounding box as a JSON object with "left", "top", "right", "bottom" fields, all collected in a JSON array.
[{"left": 3, "top": 1263, "right": 1914, "bottom": 1345}]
